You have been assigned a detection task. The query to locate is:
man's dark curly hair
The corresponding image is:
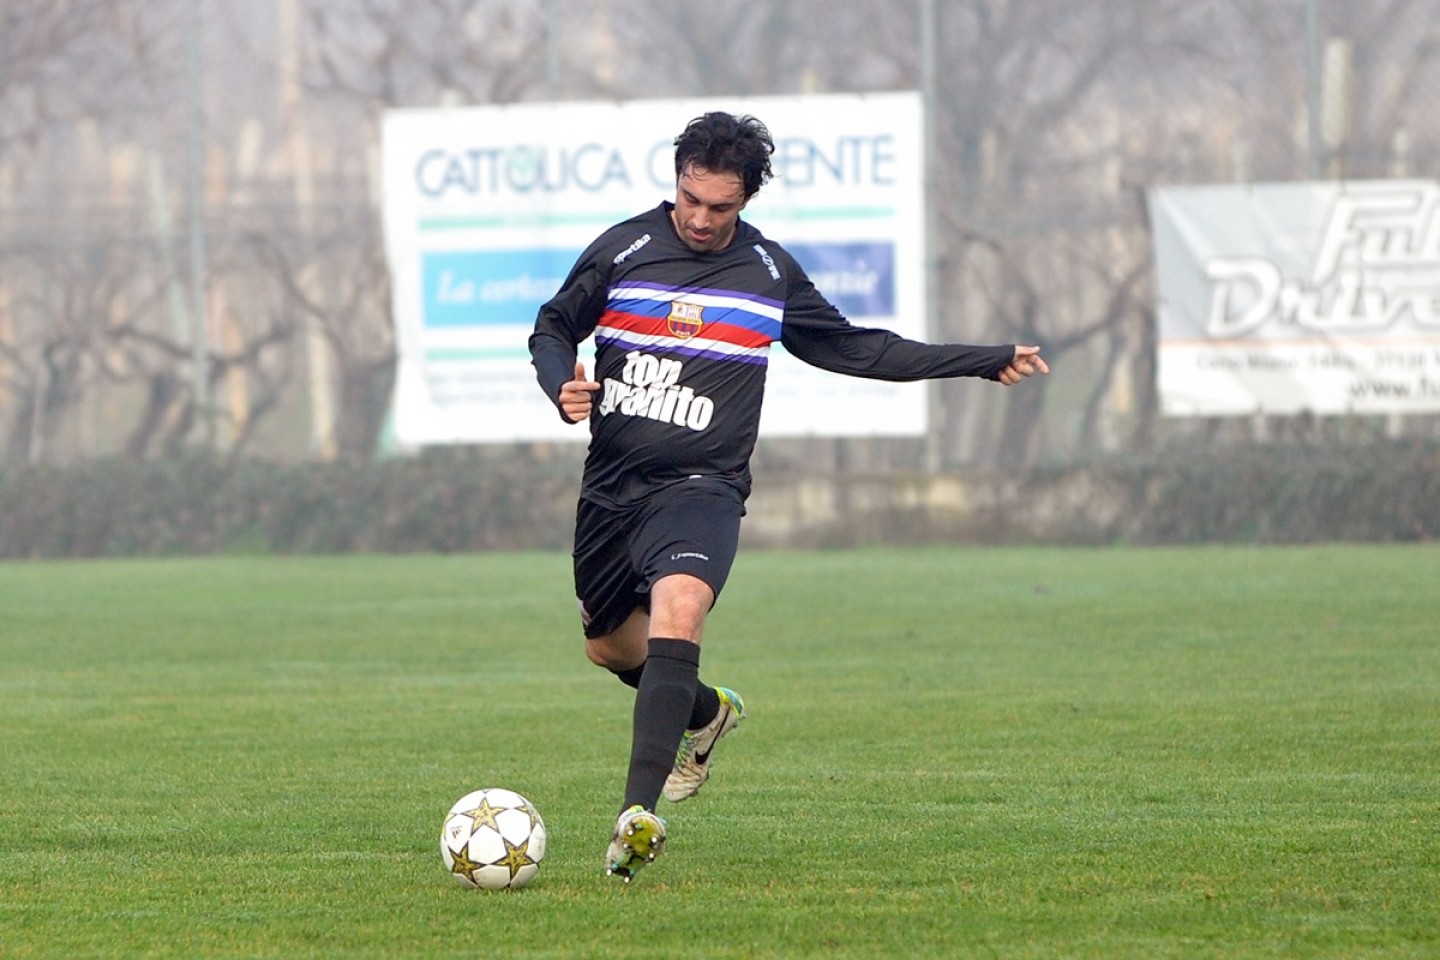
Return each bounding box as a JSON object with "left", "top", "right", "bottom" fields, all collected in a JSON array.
[{"left": 673, "top": 112, "right": 775, "bottom": 200}]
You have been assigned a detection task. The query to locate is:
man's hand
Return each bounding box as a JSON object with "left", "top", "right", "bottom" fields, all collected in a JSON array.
[
  {"left": 559, "top": 361, "right": 601, "bottom": 422},
  {"left": 997, "top": 345, "right": 1050, "bottom": 385}
]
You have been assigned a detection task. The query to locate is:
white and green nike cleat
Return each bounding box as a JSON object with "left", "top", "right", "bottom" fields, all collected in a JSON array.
[
  {"left": 663, "top": 687, "right": 745, "bottom": 803},
  {"left": 605, "top": 805, "right": 667, "bottom": 883}
]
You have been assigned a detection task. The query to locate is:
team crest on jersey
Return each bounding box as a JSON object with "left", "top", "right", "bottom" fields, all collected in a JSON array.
[{"left": 666, "top": 301, "right": 704, "bottom": 340}]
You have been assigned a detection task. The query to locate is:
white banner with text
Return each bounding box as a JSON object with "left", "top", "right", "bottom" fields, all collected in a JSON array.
[
  {"left": 382, "top": 93, "right": 925, "bottom": 444},
  {"left": 1150, "top": 180, "right": 1440, "bottom": 416}
]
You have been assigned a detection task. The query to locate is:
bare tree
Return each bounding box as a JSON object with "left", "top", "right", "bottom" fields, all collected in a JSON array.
[
  {"left": 302, "top": 0, "right": 550, "bottom": 107},
  {"left": 243, "top": 220, "right": 392, "bottom": 461},
  {"left": 0, "top": 238, "right": 150, "bottom": 463},
  {"left": 1319, "top": 0, "right": 1440, "bottom": 176},
  {"left": 0, "top": 0, "right": 165, "bottom": 150},
  {"left": 4, "top": 0, "right": 1440, "bottom": 470}
]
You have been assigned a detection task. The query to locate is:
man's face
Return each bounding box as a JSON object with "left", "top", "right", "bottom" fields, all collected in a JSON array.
[{"left": 671, "top": 163, "right": 747, "bottom": 253}]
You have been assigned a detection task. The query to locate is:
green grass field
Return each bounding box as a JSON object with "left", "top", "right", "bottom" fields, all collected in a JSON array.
[{"left": 2, "top": 545, "right": 1437, "bottom": 959}]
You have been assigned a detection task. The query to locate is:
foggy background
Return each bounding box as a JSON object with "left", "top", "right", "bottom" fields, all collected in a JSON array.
[{"left": 2, "top": 0, "right": 1437, "bottom": 475}]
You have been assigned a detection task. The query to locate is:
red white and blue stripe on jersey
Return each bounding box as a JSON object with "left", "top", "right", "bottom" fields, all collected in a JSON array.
[{"left": 596, "top": 282, "right": 783, "bottom": 366}]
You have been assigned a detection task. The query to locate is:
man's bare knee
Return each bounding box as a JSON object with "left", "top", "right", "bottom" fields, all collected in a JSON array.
[
  {"left": 584, "top": 609, "right": 650, "bottom": 671},
  {"left": 585, "top": 637, "right": 623, "bottom": 670},
  {"left": 649, "top": 574, "right": 714, "bottom": 642}
]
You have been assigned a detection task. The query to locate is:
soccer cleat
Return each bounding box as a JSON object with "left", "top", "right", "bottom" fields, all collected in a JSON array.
[
  {"left": 663, "top": 687, "right": 745, "bottom": 803},
  {"left": 604, "top": 805, "right": 667, "bottom": 883}
]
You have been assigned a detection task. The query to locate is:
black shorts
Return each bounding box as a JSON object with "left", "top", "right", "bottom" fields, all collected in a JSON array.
[{"left": 572, "top": 478, "right": 746, "bottom": 639}]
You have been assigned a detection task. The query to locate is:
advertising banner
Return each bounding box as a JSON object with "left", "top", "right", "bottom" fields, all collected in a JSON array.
[
  {"left": 1151, "top": 180, "right": 1440, "bottom": 416},
  {"left": 382, "top": 93, "right": 925, "bottom": 444}
]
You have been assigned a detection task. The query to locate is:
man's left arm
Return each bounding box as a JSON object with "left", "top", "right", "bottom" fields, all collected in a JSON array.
[
  {"left": 780, "top": 298, "right": 1032, "bottom": 382},
  {"left": 776, "top": 256, "right": 1048, "bottom": 383}
]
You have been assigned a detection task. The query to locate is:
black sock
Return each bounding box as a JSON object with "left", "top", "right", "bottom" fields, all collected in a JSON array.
[
  {"left": 688, "top": 683, "right": 721, "bottom": 730},
  {"left": 621, "top": 638, "right": 699, "bottom": 812},
  {"left": 612, "top": 662, "right": 721, "bottom": 732},
  {"left": 610, "top": 664, "right": 646, "bottom": 689}
]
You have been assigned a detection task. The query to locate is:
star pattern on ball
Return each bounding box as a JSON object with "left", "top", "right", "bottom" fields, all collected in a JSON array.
[
  {"left": 447, "top": 843, "right": 481, "bottom": 884},
  {"left": 518, "top": 801, "right": 543, "bottom": 832},
  {"left": 458, "top": 796, "right": 504, "bottom": 832},
  {"left": 496, "top": 836, "right": 538, "bottom": 880}
]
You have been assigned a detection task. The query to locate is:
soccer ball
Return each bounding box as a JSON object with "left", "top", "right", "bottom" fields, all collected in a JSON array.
[{"left": 440, "top": 788, "right": 548, "bottom": 890}]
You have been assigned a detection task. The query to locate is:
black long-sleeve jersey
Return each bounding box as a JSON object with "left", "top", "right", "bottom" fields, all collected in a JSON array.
[{"left": 529, "top": 202, "right": 1014, "bottom": 509}]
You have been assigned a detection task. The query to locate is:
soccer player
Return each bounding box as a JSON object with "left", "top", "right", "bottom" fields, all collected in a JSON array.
[{"left": 529, "top": 111, "right": 1048, "bottom": 882}]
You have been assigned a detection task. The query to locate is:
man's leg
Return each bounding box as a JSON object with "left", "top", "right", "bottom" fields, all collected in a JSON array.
[
  {"left": 592, "top": 480, "right": 747, "bottom": 880},
  {"left": 597, "top": 575, "right": 712, "bottom": 880},
  {"left": 619, "top": 574, "right": 712, "bottom": 812},
  {"left": 584, "top": 608, "right": 649, "bottom": 675},
  {"left": 587, "top": 607, "right": 722, "bottom": 732}
]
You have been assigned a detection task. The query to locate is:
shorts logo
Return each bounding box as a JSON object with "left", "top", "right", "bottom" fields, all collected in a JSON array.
[{"left": 666, "top": 301, "right": 704, "bottom": 340}]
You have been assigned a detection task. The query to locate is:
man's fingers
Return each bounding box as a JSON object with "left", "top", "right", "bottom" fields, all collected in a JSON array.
[
  {"left": 997, "top": 355, "right": 1048, "bottom": 385},
  {"left": 570, "top": 361, "right": 601, "bottom": 389},
  {"left": 558, "top": 360, "right": 600, "bottom": 422},
  {"left": 1009, "top": 345, "right": 1050, "bottom": 378}
]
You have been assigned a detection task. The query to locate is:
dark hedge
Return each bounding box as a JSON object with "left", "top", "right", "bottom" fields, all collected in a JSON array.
[
  {"left": 0, "top": 440, "right": 1434, "bottom": 559},
  {"left": 0, "top": 449, "right": 582, "bottom": 559}
]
